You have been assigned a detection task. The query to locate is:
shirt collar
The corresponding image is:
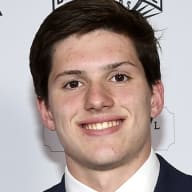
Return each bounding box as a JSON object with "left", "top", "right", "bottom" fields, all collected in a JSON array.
[{"left": 65, "top": 149, "right": 160, "bottom": 192}]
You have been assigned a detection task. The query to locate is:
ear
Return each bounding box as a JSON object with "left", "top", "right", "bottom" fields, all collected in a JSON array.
[
  {"left": 36, "top": 98, "right": 56, "bottom": 131},
  {"left": 150, "top": 81, "right": 164, "bottom": 118}
]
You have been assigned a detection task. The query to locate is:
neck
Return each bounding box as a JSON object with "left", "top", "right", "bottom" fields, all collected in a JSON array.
[{"left": 66, "top": 147, "right": 151, "bottom": 192}]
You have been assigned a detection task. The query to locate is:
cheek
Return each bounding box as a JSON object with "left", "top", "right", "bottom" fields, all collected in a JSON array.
[
  {"left": 115, "top": 86, "right": 151, "bottom": 113},
  {"left": 49, "top": 95, "right": 80, "bottom": 140},
  {"left": 112, "top": 86, "right": 141, "bottom": 106},
  {"left": 50, "top": 93, "right": 83, "bottom": 123}
]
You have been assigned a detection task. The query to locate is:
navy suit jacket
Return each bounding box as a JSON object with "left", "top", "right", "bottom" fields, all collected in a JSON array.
[{"left": 44, "top": 154, "right": 192, "bottom": 192}]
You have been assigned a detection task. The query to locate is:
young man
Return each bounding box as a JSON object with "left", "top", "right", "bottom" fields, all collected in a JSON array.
[{"left": 29, "top": 0, "right": 192, "bottom": 191}]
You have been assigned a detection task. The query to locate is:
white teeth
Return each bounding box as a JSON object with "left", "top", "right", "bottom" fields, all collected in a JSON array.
[{"left": 84, "top": 120, "right": 121, "bottom": 130}]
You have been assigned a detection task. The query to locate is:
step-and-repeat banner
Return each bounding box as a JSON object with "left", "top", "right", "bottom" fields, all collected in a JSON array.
[{"left": 0, "top": 0, "right": 192, "bottom": 191}]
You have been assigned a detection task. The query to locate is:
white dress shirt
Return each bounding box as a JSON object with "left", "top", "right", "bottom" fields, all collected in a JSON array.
[{"left": 65, "top": 148, "right": 160, "bottom": 192}]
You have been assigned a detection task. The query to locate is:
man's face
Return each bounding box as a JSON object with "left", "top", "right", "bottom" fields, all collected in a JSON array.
[{"left": 38, "top": 30, "right": 163, "bottom": 171}]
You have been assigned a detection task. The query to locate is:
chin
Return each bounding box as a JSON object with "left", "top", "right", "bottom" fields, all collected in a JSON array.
[{"left": 84, "top": 151, "right": 127, "bottom": 171}]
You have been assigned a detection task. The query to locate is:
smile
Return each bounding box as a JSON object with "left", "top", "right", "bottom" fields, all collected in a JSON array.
[{"left": 83, "top": 120, "right": 121, "bottom": 130}]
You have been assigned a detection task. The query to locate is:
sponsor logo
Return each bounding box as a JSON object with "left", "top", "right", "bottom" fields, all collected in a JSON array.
[
  {"left": 117, "top": 0, "right": 163, "bottom": 17},
  {"left": 151, "top": 107, "right": 175, "bottom": 151},
  {"left": 52, "top": 0, "right": 163, "bottom": 18},
  {"left": 52, "top": 0, "right": 70, "bottom": 10}
]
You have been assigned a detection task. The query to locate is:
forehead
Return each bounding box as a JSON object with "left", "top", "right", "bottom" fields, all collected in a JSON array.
[{"left": 51, "top": 30, "right": 143, "bottom": 73}]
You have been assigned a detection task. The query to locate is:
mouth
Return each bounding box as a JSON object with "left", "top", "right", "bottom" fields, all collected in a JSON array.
[
  {"left": 82, "top": 120, "right": 121, "bottom": 130},
  {"left": 79, "top": 118, "right": 124, "bottom": 136}
]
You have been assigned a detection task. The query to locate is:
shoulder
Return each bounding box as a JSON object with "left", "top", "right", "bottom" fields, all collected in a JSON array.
[
  {"left": 43, "top": 175, "right": 65, "bottom": 192},
  {"left": 155, "top": 154, "right": 192, "bottom": 192}
]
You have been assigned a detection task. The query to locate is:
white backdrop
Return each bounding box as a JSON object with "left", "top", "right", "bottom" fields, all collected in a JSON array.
[{"left": 0, "top": 0, "right": 192, "bottom": 191}]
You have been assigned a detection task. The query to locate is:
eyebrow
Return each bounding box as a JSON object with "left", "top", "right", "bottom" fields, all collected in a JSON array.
[
  {"left": 54, "top": 70, "right": 84, "bottom": 81},
  {"left": 102, "top": 61, "right": 136, "bottom": 70},
  {"left": 54, "top": 61, "right": 136, "bottom": 81}
]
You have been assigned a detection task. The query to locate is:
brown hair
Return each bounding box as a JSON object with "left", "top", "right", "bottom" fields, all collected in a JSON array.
[{"left": 30, "top": 0, "right": 161, "bottom": 103}]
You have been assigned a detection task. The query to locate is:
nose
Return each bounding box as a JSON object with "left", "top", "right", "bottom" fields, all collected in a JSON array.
[{"left": 84, "top": 82, "right": 114, "bottom": 112}]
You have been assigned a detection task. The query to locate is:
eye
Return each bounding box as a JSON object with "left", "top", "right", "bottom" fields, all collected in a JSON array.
[
  {"left": 111, "top": 73, "right": 129, "bottom": 82},
  {"left": 64, "top": 80, "right": 83, "bottom": 89}
]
